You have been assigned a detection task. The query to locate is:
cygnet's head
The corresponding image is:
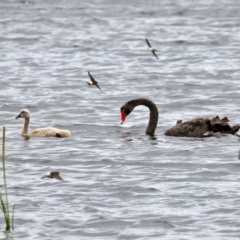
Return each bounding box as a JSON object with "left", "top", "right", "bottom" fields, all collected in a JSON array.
[{"left": 16, "top": 109, "right": 30, "bottom": 119}]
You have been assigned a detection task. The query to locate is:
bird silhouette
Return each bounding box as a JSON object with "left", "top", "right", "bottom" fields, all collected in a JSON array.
[
  {"left": 86, "top": 71, "right": 101, "bottom": 90},
  {"left": 146, "top": 38, "right": 159, "bottom": 59},
  {"left": 41, "top": 171, "right": 63, "bottom": 180}
]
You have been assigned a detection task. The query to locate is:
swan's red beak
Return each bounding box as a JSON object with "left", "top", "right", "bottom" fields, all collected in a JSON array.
[{"left": 121, "top": 110, "right": 127, "bottom": 124}]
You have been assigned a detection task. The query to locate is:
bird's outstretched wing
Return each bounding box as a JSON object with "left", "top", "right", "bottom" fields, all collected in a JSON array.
[
  {"left": 88, "top": 71, "right": 97, "bottom": 84},
  {"left": 146, "top": 38, "right": 152, "bottom": 47},
  {"left": 87, "top": 71, "right": 101, "bottom": 90},
  {"left": 152, "top": 51, "right": 159, "bottom": 59}
]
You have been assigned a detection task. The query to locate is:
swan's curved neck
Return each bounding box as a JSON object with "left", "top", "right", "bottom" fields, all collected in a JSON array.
[
  {"left": 22, "top": 117, "right": 30, "bottom": 135},
  {"left": 131, "top": 99, "right": 159, "bottom": 136}
]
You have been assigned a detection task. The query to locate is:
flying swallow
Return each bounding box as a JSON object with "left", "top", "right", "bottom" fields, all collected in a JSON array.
[
  {"left": 41, "top": 171, "right": 63, "bottom": 180},
  {"left": 146, "top": 38, "right": 159, "bottom": 59},
  {"left": 86, "top": 71, "right": 101, "bottom": 90}
]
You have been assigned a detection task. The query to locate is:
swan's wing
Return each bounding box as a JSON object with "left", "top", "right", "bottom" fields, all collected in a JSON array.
[
  {"left": 146, "top": 38, "right": 152, "bottom": 48},
  {"left": 210, "top": 117, "right": 238, "bottom": 134},
  {"left": 165, "top": 118, "right": 211, "bottom": 137},
  {"left": 221, "top": 117, "right": 229, "bottom": 122},
  {"left": 30, "top": 127, "right": 61, "bottom": 137},
  {"left": 176, "top": 120, "right": 182, "bottom": 124},
  {"left": 165, "top": 117, "right": 239, "bottom": 137},
  {"left": 29, "top": 128, "right": 45, "bottom": 137},
  {"left": 232, "top": 124, "right": 240, "bottom": 135}
]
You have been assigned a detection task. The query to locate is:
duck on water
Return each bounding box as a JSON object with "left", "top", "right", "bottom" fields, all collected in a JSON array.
[{"left": 120, "top": 98, "right": 240, "bottom": 137}]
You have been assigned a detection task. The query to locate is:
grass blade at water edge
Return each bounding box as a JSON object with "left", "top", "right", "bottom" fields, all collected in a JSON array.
[{"left": 0, "top": 126, "right": 12, "bottom": 231}]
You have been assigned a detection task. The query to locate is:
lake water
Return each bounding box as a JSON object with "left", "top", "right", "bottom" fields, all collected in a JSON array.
[{"left": 1, "top": 0, "right": 240, "bottom": 239}]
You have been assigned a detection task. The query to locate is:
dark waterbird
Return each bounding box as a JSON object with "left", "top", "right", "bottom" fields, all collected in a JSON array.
[
  {"left": 41, "top": 171, "right": 63, "bottom": 180},
  {"left": 120, "top": 98, "right": 240, "bottom": 137}
]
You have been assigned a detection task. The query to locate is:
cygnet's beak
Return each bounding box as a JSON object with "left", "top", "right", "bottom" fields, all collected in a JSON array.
[{"left": 15, "top": 113, "right": 21, "bottom": 119}]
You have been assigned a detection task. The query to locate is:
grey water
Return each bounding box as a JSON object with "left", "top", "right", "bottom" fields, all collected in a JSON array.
[{"left": 0, "top": 0, "right": 240, "bottom": 239}]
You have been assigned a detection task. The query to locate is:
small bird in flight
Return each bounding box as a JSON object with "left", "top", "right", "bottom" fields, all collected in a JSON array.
[
  {"left": 41, "top": 171, "right": 63, "bottom": 180},
  {"left": 86, "top": 71, "right": 101, "bottom": 90},
  {"left": 146, "top": 38, "right": 159, "bottom": 59}
]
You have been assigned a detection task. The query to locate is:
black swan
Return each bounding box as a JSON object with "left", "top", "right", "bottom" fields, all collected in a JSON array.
[{"left": 120, "top": 98, "right": 240, "bottom": 137}]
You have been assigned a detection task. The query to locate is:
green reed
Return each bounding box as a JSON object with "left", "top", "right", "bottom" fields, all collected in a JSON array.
[{"left": 0, "top": 126, "right": 12, "bottom": 231}]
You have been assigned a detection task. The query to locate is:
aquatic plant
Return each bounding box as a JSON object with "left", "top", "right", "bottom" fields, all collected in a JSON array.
[{"left": 0, "top": 126, "right": 13, "bottom": 231}]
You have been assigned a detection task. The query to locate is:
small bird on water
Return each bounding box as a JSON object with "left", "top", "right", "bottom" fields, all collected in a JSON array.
[
  {"left": 146, "top": 38, "right": 159, "bottom": 59},
  {"left": 86, "top": 71, "right": 101, "bottom": 90},
  {"left": 41, "top": 171, "right": 63, "bottom": 180}
]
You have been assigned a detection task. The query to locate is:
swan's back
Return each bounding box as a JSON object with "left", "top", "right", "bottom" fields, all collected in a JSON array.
[
  {"left": 26, "top": 127, "right": 71, "bottom": 138},
  {"left": 165, "top": 116, "right": 240, "bottom": 138},
  {"left": 165, "top": 118, "right": 211, "bottom": 137}
]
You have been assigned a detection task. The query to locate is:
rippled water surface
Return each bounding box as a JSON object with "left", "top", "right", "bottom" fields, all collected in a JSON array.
[{"left": 1, "top": 0, "right": 240, "bottom": 239}]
